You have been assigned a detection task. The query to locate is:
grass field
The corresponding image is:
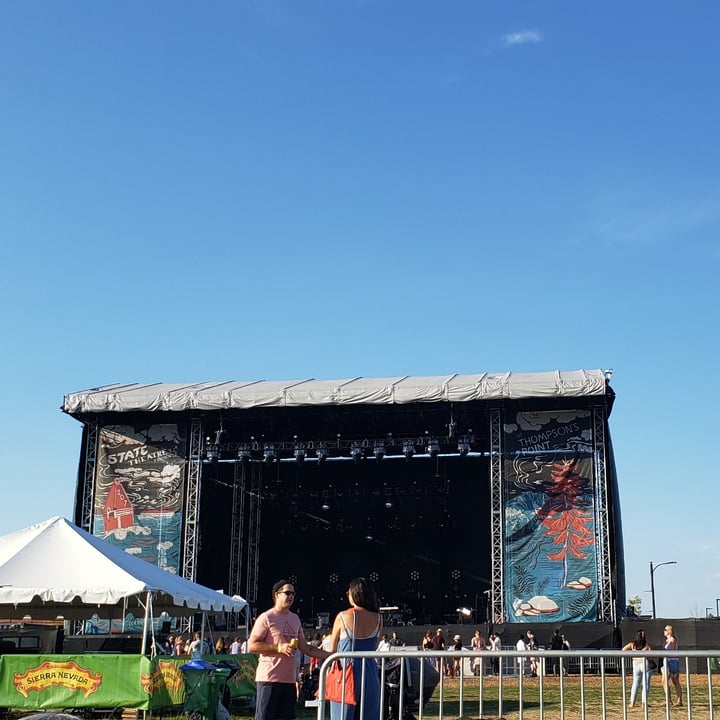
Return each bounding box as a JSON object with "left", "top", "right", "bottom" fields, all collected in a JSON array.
[{"left": 227, "top": 675, "right": 720, "bottom": 720}]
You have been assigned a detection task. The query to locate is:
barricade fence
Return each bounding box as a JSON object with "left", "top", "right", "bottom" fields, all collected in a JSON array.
[{"left": 317, "top": 648, "right": 720, "bottom": 720}]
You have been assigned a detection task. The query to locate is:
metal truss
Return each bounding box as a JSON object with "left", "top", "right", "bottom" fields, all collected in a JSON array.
[
  {"left": 489, "top": 408, "right": 504, "bottom": 623},
  {"left": 78, "top": 422, "right": 99, "bottom": 532},
  {"left": 245, "top": 462, "right": 262, "bottom": 606},
  {"left": 226, "top": 461, "right": 247, "bottom": 630},
  {"left": 593, "top": 405, "right": 614, "bottom": 623},
  {"left": 182, "top": 419, "right": 203, "bottom": 583},
  {"left": 176, "top": 419, "right": 203, "bottom": 635}
]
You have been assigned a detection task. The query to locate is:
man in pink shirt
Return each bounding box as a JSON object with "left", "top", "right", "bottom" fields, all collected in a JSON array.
[{"left": 248, "top": 579, "right": 330, "bottom": 720}]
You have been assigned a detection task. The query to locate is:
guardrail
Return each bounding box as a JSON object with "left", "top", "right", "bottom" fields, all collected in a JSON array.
[{"left": 316, "top": 648, "right": 720, "bottom": 720}]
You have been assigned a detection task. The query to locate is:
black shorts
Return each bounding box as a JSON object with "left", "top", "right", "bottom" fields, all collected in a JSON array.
[{"left": 255, "top": 682, "right": 297, "bottom": 720}]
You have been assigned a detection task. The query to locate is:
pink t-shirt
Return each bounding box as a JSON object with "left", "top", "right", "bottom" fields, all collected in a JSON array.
[{"left": 251, "top": 608, "right": 305, "bottom": 684}]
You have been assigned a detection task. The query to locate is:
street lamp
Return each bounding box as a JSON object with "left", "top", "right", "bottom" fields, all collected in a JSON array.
[{"left": 649, "top": 560, "right": 677, "bottom": 619}]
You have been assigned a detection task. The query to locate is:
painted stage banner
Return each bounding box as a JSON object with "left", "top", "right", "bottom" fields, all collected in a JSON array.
[
  {"left": 502, "top": 410, "right": 598, "bottom": 622},
  {"left": 93, "top": 423, "right": 187, "bottom": 574},
  {"left": 0, "top": 654, "right": 258, "bottom": 710}
]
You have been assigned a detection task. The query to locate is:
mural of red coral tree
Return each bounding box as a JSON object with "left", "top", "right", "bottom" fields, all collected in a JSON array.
[{"left": 536, "top": 459, "right": 595, "bottom": 587}]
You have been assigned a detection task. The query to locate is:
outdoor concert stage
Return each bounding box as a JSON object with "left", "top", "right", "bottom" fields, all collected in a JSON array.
[{"left": 63, "top": 370, "right": 625, "bottom": 630}]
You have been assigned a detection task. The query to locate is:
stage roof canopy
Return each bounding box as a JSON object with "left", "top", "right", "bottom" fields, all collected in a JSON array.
[{"left": 63, "top": 369, "right": 612, "bottom": 415}]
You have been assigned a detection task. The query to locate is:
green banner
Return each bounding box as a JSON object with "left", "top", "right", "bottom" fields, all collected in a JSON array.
[{"left": 0, "top": 654, "right": 258, "bottom": 711}]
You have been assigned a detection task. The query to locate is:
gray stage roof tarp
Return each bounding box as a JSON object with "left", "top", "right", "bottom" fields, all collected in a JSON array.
[{"left": 63, "top": 369, "right": 611, "bottom": 415}]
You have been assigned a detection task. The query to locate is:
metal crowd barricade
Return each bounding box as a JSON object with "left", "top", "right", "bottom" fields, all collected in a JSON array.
[{"left": 317, "top": 647, "right": 720, "bottom": 720}]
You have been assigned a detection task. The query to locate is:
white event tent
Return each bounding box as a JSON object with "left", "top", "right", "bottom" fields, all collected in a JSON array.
[{"left": 0, "top": 516, "right": 246, "bottom": 650}]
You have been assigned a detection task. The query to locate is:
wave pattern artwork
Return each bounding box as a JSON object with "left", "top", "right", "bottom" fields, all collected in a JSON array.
[{"left": 502, "top": 410, "right": 598, "bottom": 622}]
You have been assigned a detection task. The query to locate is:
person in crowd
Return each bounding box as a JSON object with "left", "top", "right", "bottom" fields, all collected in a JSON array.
[
  {"left": 516, "top": 634, "right": 528, "bottom": 676},
  {"left": 377, "top": 633, "right": 391, "bottom": 651},
  {"left": 164, "top": 634, "right": 175, "bottom": 655},
  {"left": 248, "top": 580, "right": 329, "bottom": 720},
  {"left": 215, "top": 636, "right": 228, "bottom": 654},
  {"left": 488, "top": 632, "right": 501, "bottom": 675},
  {"left": 432, "top": 628, "right": 446, "bottom": 674},
  {"left": 188, "top": 631, "right": 213, "bottom": 655},
  {"left": 307, "top": 631, "right": 323, "bottom": 674},
  {"left": 549, "top": 629, "right": 563, "bottom": 676},
  {"left": 450, "top": 634, "right": 463, "bottom": 677},
  {"left": 389, "top": 631, "right": 405, "bottom": 647},
  {"left": 560, "top": 633, "right": 571, "bottom": 675},
  {"left": 229, "top": 635, "right": 244, "bottom": 654},
  {"left": 623, "top": 629, "right": 653, "bottom": 708},
  {"left": 526, "top": 630, "right": 538, "bottom": 677},
  {"left": 173, "top": 634, "right": 186, "bottom": 656},
  {"left": 328, "top": 577, "right": 382, "bottom": 720},
  {"left": 422, "top": 629, "right": 434, "bottom": 650},
  {"left": 662, "top": 625, "right": 683, "bottom": 707},
  {"left": 470, "top": 630, "right": 486, "bottom": 676},
  {"left": 294, "top": 641, "right": 308, "bottom": 699}
]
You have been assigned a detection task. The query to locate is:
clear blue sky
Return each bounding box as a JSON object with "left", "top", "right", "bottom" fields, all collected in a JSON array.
[{"left": 1, "top": 1, "right": 718, "bottom": 620}]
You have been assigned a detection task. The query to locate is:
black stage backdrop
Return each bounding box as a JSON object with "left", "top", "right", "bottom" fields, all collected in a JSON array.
[{"left": 197, "top": 454, "right": 492, "bottom": 625}]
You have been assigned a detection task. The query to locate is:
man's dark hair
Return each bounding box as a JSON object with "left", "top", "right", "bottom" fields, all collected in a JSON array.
[{"left": 272, "top": 579, "right": 291, "bottom": 596}]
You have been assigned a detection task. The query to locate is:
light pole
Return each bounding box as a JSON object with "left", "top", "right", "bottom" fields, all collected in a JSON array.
[
  {"left": 716, "top": 598, "right": 720, "bottom": 618},
  {"left": 649, "top": 560, "right": 677, "bottom": 619}
]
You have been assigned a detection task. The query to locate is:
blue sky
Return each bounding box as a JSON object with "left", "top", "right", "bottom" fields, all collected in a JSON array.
[{"left": 1, "top": 1, "right": 718, "bottom": 620}]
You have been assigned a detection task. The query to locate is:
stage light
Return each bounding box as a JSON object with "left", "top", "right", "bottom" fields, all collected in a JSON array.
[
  {"left": 384, "top": 501, "right": 393, "bottom": 509},
  {"left": 205, "top": 439, "right": 219, "bottom": 462},
  {"left": 321, "top": 503, "right": 330, "bottom": 511},
  {"left": 373, "top": 441, "right": 385, "bottom": 461},
  {"left": 263, "top": 443, "right": 276, "bottom": 462},
  {"left": 426, "top": 438, "right": 440, "bottom": 457},
  {"left": 350, "top": 442, "right": 363, "bottom": 463},
  {"left": 316, "top": 445, "right": 329, "bottom": 462},
  {"left": 456, "top": 607, "right": 472, "bottom": 617},
  {"left": 293, "top": 440, "right": 306, "bottom": 462},
  {"left": 236, "top": 444, "right": 251, "bottom": 463},
  {"left": 458, "top": 437, "right": 471, "bottom": 456},
  {"left": 403, "top": 439, "right": 415, "bottom": 461},
  {"left": 369, "top": 571, "right": 379, "bottom": 582},
  {"left": 451, "top": 569, "right": 461, "bottom": 580},
  {"left": 410, "top": 570, "right": 420, "bottom": 581}
]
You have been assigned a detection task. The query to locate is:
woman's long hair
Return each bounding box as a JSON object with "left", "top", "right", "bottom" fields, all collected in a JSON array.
[
  {"left": 633, "top": 629, "right": 648, "bottom": 650},
  {"left": 347, "top": 577, "right": 380, "bottom": 612}
]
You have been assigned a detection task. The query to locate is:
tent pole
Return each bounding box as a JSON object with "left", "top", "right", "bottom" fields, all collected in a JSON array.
[{"left": 140, "top": 592, "right": 150, "bottom": 655}]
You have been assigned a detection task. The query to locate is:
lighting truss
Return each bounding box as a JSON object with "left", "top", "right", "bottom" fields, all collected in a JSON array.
[{"left": 201, "top": 433, "right": 478, "bottom": 462}]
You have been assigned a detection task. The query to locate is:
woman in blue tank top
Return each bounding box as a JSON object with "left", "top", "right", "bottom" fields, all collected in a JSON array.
[{"left": 329, "top": 577, "right": 382, "bottom": 720}]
